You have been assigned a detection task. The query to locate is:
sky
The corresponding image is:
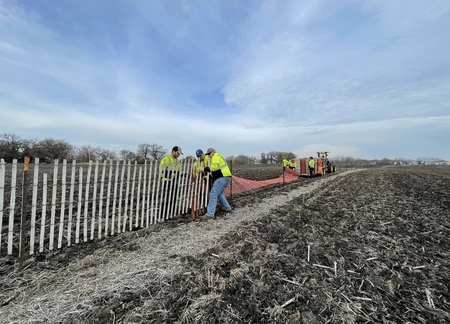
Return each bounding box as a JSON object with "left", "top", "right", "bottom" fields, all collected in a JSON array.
[{"left": 1, "top": 0, "right": 450, "bottom": 161}]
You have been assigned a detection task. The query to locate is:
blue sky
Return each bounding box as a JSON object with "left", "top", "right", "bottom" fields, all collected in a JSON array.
[{"left": 1, "top": 0, "right": 449, "bottom": 161}]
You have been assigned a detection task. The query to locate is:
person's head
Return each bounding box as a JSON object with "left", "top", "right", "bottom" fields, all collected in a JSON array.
[
  {"left": 171, "top": 146, "right": 183, "bottom": 158},
  {"left": 205, "top": 148, "right": 216, "bottom": 157},
  {"left": 310, "top": 156, "right": 314, "bottom": 159},
  {"left": 291, "top": 159, "right": 295, "bottom": 163},
  {"left": 195, "top": 149, "right": 204, "bottom": 158}
]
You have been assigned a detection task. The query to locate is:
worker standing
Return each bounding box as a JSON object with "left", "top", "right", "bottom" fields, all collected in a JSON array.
[
  {"left": 198, "top": 148, "right": 232, "bottom": 221},
  {"left": 192, "top": 149, "right": 209, "bottom": 180},
  {"left": 288, "top": 159, "right": 297, "bottom": 170},
  {"left": 308, "top": 157, "right": 315, "bottom": 177},
  {"left": 282, "top": 158, "right": 289, "bottom": 170},
  {"left": 191, "top": 149, "right": 210, "bottom": 216},
  {"left": 317, "top": 159, "right": 323, "bottom": 175},
  {"left": 159, "top": 146, "right": 183, "bottom": 217}
]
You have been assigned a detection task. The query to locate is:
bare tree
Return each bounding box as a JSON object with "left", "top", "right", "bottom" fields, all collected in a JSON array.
[
  {"left": 260, "top": 153, "right": 267, "bottom": 164},
  {"left": 119, "top": 150, "right": 136, "bottom": 161},
  {"left": 0, "top": 133, "right": 25, "bottom": 161},
  {"left": 265, "top": 151, "right": 295, "bottom": 164},
  {"left": 147, "top": 144, "right": 166, "bottom": 161},
  {"left": 136, "top": 143, "right": 151, "bottom": 160},
  {"left": 234, "top": 155, "right": 256, "bottom": 164},
  {"left": 76, "top": 145, "right": 100, "bottom": 162},
  {"left": 97, "top": 148, "right": 118, "bottom": 161},
  {"left": 32, "top": 138, "right": 72, "bottom": 161},
  {"left": 67, "top": 145, "right": 78, "bottom": 162}
]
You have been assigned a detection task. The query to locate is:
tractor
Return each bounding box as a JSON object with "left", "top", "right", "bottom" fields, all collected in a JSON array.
[{"left": 316, "top": 151, "right": 336, "bottom": 174}]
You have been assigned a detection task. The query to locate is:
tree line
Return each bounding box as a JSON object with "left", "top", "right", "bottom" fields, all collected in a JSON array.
[
  {"left": 0, "top": 133, "right": 301, "bottom": 165},
  {"left": 1, "top": 133, "right": 445, "bottom": 165},
  {"left": 0, "top": 133, "right": 167, "bottom": 163}
]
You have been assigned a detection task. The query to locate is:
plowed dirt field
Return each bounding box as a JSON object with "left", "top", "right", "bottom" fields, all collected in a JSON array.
[{"left": 1, "top": 165, "right": 449, "bottom": 323}]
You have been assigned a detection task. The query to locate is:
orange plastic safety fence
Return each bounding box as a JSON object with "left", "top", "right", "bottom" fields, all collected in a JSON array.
[
  {"left": 190, "top": 168, "right": 301, "bottom": 218},
  {"left": 224, "top": 168, "right": 300, "bottom": 196}
]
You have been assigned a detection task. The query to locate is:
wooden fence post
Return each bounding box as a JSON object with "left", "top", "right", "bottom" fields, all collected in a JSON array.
[{"left": 19, "top": 155, "right": 30, "bottom": 270}]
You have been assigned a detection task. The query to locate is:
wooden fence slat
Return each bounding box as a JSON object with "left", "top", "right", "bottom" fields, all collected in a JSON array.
[
  {"left": 7, "top": 160, "right": 18, "bottom": 255},
  {"left": 150, "top": 161, "right": 159, "bottom": 225},
  {"left": 179, "top": 162, "right": 190, "bottom": 215},
  {"left": 0, "top": 159, "right": 5, "bottom": 254},
  {"left": 76, "top": 167, "right": 83, "bottom": 244},
  {"left": 141, "top": 161, "right": 147, "bottom": 228},
  {"left": 129, "top": 161, "right": 137, "bottom": 231},
  {"left": 135, "top": 166, "right": 142, "bottom": 228},
  {"left": 39, "top": 174, "right": 48, "bottom": 253},
  {"left": 57, "top": 160, "right": 67, "bottom": 249},
  {"left": 111, "top": 160, "right": 120, "bottom": 236},
  {"left": 146, "top": 161, "right": 154, "bottom": 227},
  {"left": 90, "top": 162, "right": 99, "bottom": 240},
  {"left": 98, "top": 161, "right": 106, "bottom": 239},
  {"left": 49, "top": 160, "right": 59, "bottom": 251},
  {"left": 157, "top": 163, "right": 164, "bottom": 221},
  {"left": 83, "top": 162, "right": 92, "bottom": 242},
  {"left": 67, "top": 160, "right": 76, "bottom": 246},
  {"left": 117, "top": 161, "right": 125, "bottom": 234},
  {"left": 123, "top": 161, "right": 131, "bottom": 232},
  {"left": 30, "top": 158, "right": 40, "bottom": 254},
  {"left": 105, "top": 160, "right": 113, "bottom": 236}
]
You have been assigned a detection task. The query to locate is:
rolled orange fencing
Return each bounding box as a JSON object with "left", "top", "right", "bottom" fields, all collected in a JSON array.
[{"left": 224, "top": 168, "right": 300, "bottom": 196}]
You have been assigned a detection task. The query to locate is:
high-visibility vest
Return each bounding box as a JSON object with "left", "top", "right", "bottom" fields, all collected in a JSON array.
[
  {"left": 160, "top": 154, "right": 181, "bottom": 180},
  {"left": 208, "top": 152, "right": 232, "bottom": 180},
  {"left": 192, "top": 156, "right": 209, "bottom": 176},
  {"left": 289, "top": 160, "right": 297, "bottom": 168}
]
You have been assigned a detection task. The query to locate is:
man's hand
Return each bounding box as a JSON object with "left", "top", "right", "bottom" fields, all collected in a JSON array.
[{"left": 197, "top": 166, "right": 204, "bottom": 172}]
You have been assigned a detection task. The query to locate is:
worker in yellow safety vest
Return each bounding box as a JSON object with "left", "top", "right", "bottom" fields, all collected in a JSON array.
[
  {"left": 160, "top": 146, "right": 183, "bottom": 179},
  {"left": 198, "top": 148, "right": 232, "bottom": 221},
  {"left": 288, "top": 159, "right": 297, "bottom": 170},
  {"left": 308, "top": 157, "right": 315, "bottom": 177},
  {"left": 317, "top": 159, "right": 323, "bottom": 175},
  {"left": 282, "top": 158, "right": 289, "bottom": 170},
  {"left": 159, "top": 146, "right": 183, "bottom": 217},
  {"left": 192, "top": 149, "right": 209, "bottom": 179}
]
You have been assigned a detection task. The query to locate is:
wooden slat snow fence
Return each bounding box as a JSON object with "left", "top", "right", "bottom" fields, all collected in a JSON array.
[{"left": 0, "top": 158, "right": 209, "bottom": 259}]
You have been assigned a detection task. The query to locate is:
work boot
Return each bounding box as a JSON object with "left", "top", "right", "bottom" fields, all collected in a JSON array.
[
  {"left": 221, "top": 207, "right": 232, "bottom": 212},
  {"left": 199, "top": 215, "right": 215, "bottom": 221}
]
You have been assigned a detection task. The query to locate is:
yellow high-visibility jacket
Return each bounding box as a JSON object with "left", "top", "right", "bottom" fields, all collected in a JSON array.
[
  {"left": 160, "top": 154, "right": 181, "bottom": 180},
  {"left": 308, "top": 158, "right": 315, "bottom": 169},
  {"left": 205, "top": 152, "right": 231, "bottom": 180},
  {"left": 192, "top": 155, "right": 209, "bottom": 177},
  {"left": 289, "top": 160, "right": 297, "bottom": 169}
]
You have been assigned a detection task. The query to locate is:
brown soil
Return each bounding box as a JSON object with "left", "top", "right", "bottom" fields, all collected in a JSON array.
[{"left": 1, "top": 165, "right": 450, "bottom": 323}]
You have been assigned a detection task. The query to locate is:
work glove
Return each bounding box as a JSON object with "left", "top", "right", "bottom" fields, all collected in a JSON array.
[
  {"left": 197, "top": 166, "right": 204, "bottom": 172},
  {"left": 202, "top": 175, "right": 208, "bottom": 181}
]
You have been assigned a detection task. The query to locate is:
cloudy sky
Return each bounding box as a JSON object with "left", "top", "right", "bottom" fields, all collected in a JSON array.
[{"left": 1, "top": 0, "right": 449, "bottom": 161}]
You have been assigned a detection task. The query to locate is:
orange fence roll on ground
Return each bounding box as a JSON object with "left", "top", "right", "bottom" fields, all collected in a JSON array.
[{"left": 224, "top": 168, "right": 300, "bottom": 196}]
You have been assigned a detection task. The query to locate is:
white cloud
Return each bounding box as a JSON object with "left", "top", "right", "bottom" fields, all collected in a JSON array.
[{"left": 1, "top": 0, "right": 449, "bottom": 160}]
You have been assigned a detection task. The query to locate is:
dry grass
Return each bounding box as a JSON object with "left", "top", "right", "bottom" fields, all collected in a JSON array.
[{"left": 1, "top": 166, "right": 450, "bottom": 323}]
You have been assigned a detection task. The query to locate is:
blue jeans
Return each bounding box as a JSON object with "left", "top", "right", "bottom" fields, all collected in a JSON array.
[{"left": 206, "top": 176, "right": 231, "bottom": 217}]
